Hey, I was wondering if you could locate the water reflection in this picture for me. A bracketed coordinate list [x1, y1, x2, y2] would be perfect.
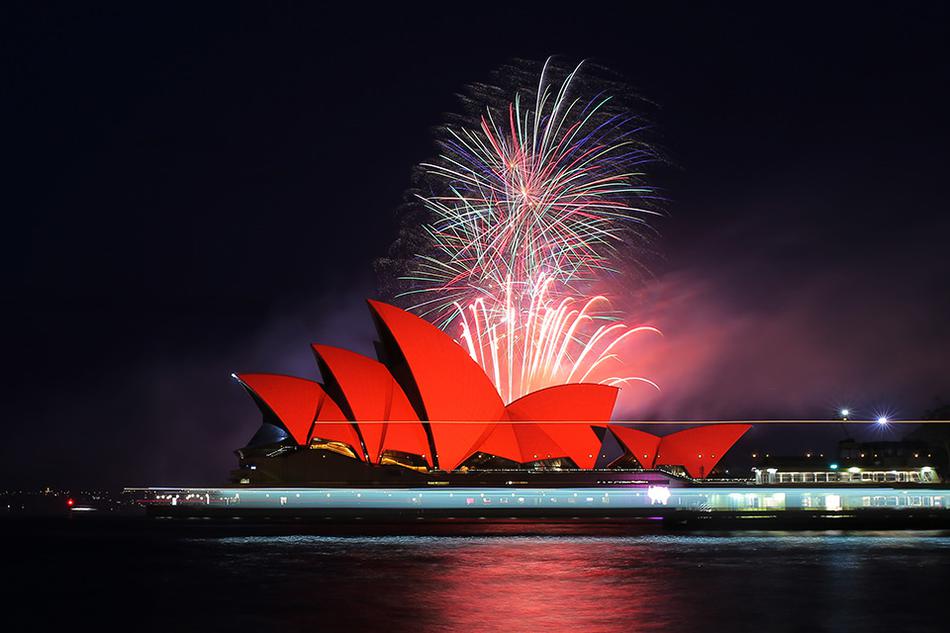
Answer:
[9, 522, 950, 632]
[204, 529, 950, 632]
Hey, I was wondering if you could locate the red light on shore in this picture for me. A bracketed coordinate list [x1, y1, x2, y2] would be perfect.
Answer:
[66, 498, 74, 507]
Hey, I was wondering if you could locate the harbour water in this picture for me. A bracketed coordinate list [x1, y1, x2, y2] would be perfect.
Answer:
[6, 520, 949, 632]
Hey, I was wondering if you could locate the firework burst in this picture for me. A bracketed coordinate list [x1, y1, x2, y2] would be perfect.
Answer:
[389, 58, 662, 401]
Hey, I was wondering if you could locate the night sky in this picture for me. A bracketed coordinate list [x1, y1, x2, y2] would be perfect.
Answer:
[5, 4, 949, 488]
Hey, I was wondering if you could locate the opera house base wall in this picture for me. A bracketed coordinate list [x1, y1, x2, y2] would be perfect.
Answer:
[131, 485, 950, 529]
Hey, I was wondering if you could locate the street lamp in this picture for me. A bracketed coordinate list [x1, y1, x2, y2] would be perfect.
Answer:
[838, 408, 853, 441]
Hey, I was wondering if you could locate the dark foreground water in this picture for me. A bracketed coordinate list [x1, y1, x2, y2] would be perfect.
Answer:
[5, 519, 949, 632]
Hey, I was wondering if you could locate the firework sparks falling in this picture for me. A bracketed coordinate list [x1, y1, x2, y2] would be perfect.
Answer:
[456, 276, 661, 403]
[390, 58, 662, 400]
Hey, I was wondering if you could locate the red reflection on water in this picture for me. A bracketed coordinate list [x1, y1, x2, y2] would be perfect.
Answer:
[412, 525, 680, 633]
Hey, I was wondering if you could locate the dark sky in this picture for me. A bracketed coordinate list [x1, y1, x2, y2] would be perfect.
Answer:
[5, 4, 949, 488]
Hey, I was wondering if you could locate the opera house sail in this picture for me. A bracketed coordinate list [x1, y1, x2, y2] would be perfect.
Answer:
[229, 299, 750, 486]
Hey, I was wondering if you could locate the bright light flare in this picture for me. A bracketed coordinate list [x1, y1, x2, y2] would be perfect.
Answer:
[647, 486, 671, 505]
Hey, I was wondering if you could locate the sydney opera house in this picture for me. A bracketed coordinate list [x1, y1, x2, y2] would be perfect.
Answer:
[133, 300, 950, 523]
[230, 299, 750, 486]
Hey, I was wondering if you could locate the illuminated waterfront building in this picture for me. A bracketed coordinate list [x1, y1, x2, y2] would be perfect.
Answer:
[133, 300, 947, 525]
[230, 300, 749, 485]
